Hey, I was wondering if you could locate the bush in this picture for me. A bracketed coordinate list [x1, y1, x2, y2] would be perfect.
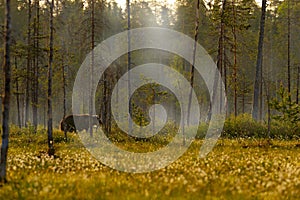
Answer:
[269, 120, 300, 139]
[221, 113, 299, 139]
[222, 114, 267, 138]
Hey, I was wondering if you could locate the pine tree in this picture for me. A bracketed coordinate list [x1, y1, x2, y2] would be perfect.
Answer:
[252, 0, 267, 120]
[47, 0, 55, 156]
[0, 0, 11, 183]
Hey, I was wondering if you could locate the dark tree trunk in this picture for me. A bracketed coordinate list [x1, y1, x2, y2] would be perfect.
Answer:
[232, 0, 238, 117]
[187, 0, 200, 125]
[15, 57, 21, 128]
[242, 78, 245, 113]
[127, 0, 132, 134]
[252, 0, 267, 120]
[259, 63, 263, 120]
[89, 0, 95, 137]
[297, 65, 299, 104]
[218, 0, 227, 114]
[106, 81, 110, 133]
[0, 0, 11, 183]
[32, 0, 40, 132]
[47, 0, 55, 156]
[102, 79, 111, 134]
[207, 0, 227, 121]
[265, 79, 271, 139]
[62, 62, 67, 141]
[25, 0, 32, 127]
[287, 0, 291, 95]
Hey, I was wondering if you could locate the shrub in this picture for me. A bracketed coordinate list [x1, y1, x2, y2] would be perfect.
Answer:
[221, 113, 299, 139]
[222, 114, 267, 138]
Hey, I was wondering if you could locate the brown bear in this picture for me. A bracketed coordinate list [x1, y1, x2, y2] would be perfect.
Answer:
[59, 114, 102, 133]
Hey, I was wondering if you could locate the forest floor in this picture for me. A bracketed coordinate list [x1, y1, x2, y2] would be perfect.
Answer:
[0, 129, 299, 200]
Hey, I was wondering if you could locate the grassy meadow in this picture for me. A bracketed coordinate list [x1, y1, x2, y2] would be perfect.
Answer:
[0, 126, 299, 200]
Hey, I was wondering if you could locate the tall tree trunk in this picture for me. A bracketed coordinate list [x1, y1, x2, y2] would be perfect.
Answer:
[287, 0, 291, 96]
[287, 0, 291, 94]
[102, 79, 107, 132]
[47, 0, 55, 156]
[219, 0, 227, 114]
[15, 57, 21, 128]
[263, 77, 271, 139]
[107, 80, 112, 134]
[232, 0, 238, 117]
[62, 62, 67, 141]
[259, 62, 263, 120]
[25, 0, 32, 127]
[0, 0, 11, 183]
[187, 0, 200, 125]
[207, 0, 227, 121]
[89, 0, 95, 137]
[127, 0, 132, 134]
[252, 0, 267, 120]
[32, 0, 40, 132]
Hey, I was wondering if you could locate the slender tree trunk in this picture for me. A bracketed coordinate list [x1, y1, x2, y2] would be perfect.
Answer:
[263, 77, 271, 139]
[89, 0, 95, 137]
[242, 91, 245, 113]
[115, 63, 119, 122]
[32, 48, 37, 132]
[232, 0, 238, 117]
[0, 0, 11, 183]
[207, 0, 227, 121]
[25, 0, 32, 127]
[127, 0, 132, 133]
[297, 65, 299, 104]
[151, 87, 155, 134]
[252, 0, 267, 120]
[44, 103, 46, 129]
[187, 0, 200, 125]
[32, 0, 40, 132]
[47, 0, 55, 156]
[102, 79, 107, 132]
[242, 77, 245, 113]
[259, 64, 263, 120]
[62, 62, 67, 141]
[218, 0, 227, 114]
[15, 57, 21, 128]
[106, 80, 112, 133]
[287, 0, 291, 95]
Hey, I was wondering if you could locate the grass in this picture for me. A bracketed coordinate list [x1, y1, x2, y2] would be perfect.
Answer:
[0, 127, 299, 199]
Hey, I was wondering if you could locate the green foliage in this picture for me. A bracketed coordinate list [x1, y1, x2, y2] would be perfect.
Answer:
[270, 85, 300, 128]
[222, 114, 267, 138]
[222, 113, 299, 139]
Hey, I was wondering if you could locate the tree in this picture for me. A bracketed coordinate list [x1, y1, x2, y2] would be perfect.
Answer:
[0, 0, 11, 183]
[231, 0, 237, 117]
[252, 0, 267, 120]
[187, 0, 201, 125]
[287, 0, 291, 94]
[89, 0, 95, 137]
[13, 57, 21, 128]
[32, 0, 40, 132]
[270, 84, 300, 131]
[62, 58, 67, 141]
[217, 0, 227, 113]
[127, 0, 132, 133]
[47, 0, 55, 156]
[25, 0, 32, 127]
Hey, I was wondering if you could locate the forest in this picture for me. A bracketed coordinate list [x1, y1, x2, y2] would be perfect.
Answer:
[0, 0, 299, 199]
